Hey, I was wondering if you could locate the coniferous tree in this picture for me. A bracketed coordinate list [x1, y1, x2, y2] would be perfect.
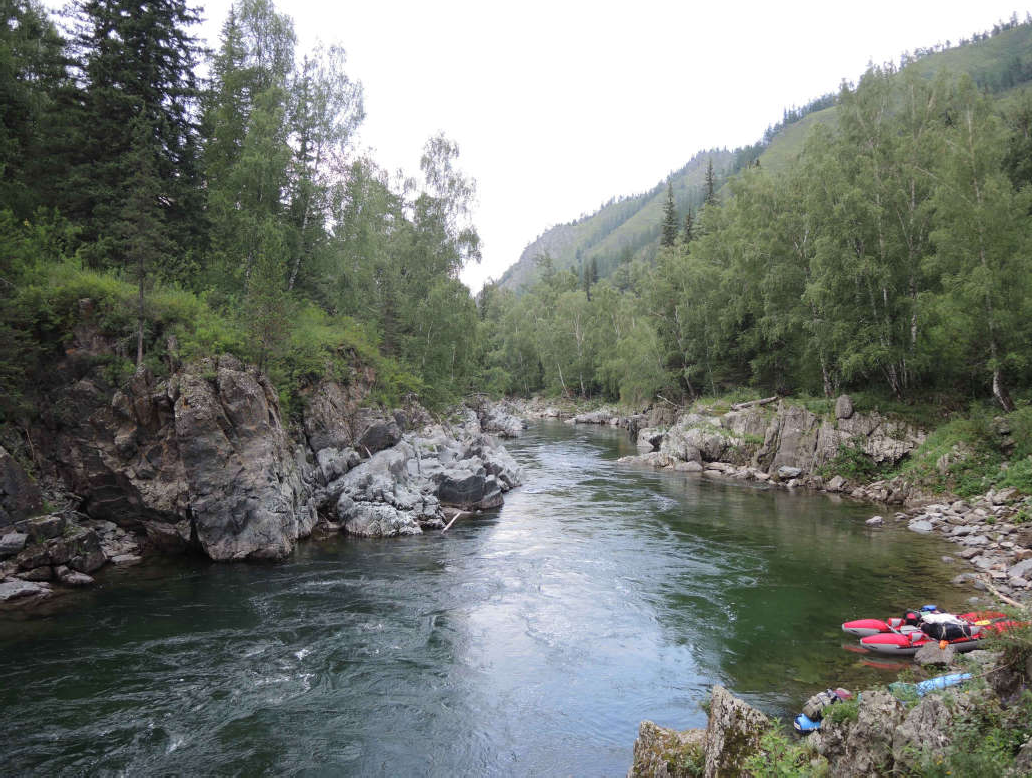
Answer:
[582, 256, 597, 300]
[0, 0, 71, 217]
[681, 209, 694, 247]
[69, 0, 204, 269]
[704, 159, 717, 205]
[660, 181, 678, 247]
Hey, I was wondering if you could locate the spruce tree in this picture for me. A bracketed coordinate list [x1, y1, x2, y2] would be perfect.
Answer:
[0, 0, 72, 217]
[705, 159, 717, 205]
[681, 209, 694, 247]
[69, 0, 204, 271]
[660, 181, 678, 247]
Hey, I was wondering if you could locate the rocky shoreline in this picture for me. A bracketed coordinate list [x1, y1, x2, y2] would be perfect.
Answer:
[0, 347, 528, 610]
[627, 642, 1032, 777]
[505, 395, 1032, 607]
[501, 395, 1032, 775]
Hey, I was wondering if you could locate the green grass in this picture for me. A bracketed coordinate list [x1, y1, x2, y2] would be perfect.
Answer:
[893, 406, 1032, 497]
[4, 259, 439, 425]
[758, 106, 840, 174]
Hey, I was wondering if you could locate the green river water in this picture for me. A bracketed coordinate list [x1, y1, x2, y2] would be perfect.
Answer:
[0, 420, 971, 776]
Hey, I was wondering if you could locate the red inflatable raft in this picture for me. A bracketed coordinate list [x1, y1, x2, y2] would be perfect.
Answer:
[859, 617, 1020, 656]
[842, 610, 1005, 638]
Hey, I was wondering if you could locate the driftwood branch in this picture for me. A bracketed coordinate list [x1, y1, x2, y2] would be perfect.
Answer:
[980, 574, 1029, 611]
[442, 510, 469, 533]
[730, 395, 779, 411]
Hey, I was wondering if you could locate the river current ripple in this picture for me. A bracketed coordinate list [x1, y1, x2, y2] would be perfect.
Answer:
[0, 421, 967, 776]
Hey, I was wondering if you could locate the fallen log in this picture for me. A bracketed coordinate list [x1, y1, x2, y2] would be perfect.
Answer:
[442, 510, 470, 533]
[730, 395, 779, 411]
[980, 574, 1029, 612]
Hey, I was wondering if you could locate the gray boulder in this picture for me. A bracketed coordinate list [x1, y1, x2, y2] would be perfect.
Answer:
[661, 415, 735, 463]
[0, 578, 51, 602]
[315, 447, 360, 485]
[0, 532, 27, 559]
[636, 428, 666, 452]
[1009, 558, 1032, 579]
[24, 514, 66, 542]
[835, 394, 854, 420]
[358, 420, 403, 455]
[341, 502, 421, 537]
[702, 685, 770, 777]
[55, 565, 94, 586]
[914, 642, 955, 667]
[813, 690, 905, 777]
[627, 720, 704, 778]
[0, 446, 43, 526]
[15, 566, 53, 581]
[110, 553, 143, 566]
[476, 401, 525, 438]
[826, 475, 847, 492]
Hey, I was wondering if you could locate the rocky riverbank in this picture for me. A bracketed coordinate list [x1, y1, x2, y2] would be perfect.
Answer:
[627, 644, 1032, 777]
[509, 394, 1032, 606]
[0, 335, 527, 609]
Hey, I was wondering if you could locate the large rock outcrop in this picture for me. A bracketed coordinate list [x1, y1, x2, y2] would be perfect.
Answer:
[318, 414, 524, 537]
[661, 415, 744, 465]
[811, 690, 905, 777]
[626, 396, 925, 482]
[702, 685, 770, 777]
[627, 720, 704, 778]
[0, 446, 42, 528]
[751, 399, 925, 474]
[42, 356, 317, 561]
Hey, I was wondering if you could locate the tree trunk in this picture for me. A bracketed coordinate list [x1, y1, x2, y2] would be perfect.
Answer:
[136, 253, 145, 368]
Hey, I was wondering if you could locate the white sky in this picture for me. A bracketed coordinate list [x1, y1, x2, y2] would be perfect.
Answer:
[50, 0, 1032, 291]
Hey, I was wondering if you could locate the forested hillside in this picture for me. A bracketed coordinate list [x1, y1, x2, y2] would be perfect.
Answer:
[4, 0, 1032, 438]
[478, 15, 1032, 413]
[0, 0, 484, 427]
[500, 14, 1032, 296]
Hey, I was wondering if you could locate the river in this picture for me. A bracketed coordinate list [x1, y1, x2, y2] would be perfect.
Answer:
[0, 420, 970, 776]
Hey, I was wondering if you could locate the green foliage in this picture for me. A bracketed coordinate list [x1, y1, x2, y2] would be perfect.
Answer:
[818, 439, 886, 482]
[897, 406, 1032, 496]
[983, 612, 1032, 680]
[912, 690, 1032, 777]
[742, 726, 826, 777]
[822, 696, 859, 724]
[677, 743, 705, 777]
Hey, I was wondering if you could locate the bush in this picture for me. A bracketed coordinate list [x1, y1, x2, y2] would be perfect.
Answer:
[818, 438, 887, 481]
[742, 726, 827, 777]
[822, 696, 860, 724]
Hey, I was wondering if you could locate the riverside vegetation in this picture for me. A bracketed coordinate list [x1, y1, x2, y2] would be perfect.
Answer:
[5, 2, 1032, 774]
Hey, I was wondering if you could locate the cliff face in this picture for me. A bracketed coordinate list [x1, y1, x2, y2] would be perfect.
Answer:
[13, 307, 524, 566]
[38, 355, 317, 560]
[628, 397, 925, 490]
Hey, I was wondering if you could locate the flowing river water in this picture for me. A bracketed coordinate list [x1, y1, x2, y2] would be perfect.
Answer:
[0, 421, 971, 776]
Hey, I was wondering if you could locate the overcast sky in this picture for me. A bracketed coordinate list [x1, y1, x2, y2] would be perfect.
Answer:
[53, 0, 1032, 291]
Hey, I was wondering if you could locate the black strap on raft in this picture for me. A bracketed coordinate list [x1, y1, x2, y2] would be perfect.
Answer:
[920, 621, 973, 641]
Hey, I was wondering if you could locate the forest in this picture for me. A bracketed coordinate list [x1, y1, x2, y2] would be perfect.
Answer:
[0, 0, 484, 424]
[477, 57, 1032, 414]
[3, 0, 1032, 430]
